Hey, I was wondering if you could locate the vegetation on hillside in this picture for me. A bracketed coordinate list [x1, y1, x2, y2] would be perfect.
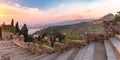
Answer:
[34, 21, 104, 40]
[61, 35, 82, 44]
[112, 11, 120, 25]
[15, 22, 20, 34]
[20, 24, 29, 42]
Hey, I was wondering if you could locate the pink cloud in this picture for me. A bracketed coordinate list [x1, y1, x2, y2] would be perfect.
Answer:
[0, 3, 86, 25]
[2, 0, 120, 25]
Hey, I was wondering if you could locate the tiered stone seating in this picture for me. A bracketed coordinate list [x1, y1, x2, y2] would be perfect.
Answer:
[109, 37, 120, 60]
[74, 45, 88, 60]
[39, 52, 61, 60]
[83, 42, 95, 60]
[28, 54, 49, 60]
[55, 48, 77, 60]
[22, 53, 40, 60]
[104, 40, 117, 60]
[1, 36, 120, 60]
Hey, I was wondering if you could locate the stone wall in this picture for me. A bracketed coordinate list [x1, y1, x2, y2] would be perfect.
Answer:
[53, 42, 68, 52]
[83, 32, 106, 42]
[13, 35, 89, 54]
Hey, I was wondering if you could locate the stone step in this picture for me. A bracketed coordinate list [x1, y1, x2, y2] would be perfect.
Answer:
[22, 53, 40, 60]
[28, 54, 49, 60]
[93, 42, 107, 60]
[0, 45, 16, 50]
[67, 48, 80, 60]
[83, 42, 95, 60]
[12, 49, 29, 55]
[74, 45, 88, 60]
[0, 40, 13, 43]
[104, 40, 117, 60]
[109, 38, 120, 60]
[38, 52, 61, 60]
[0, 46, 25, 52]
[55, 48, 77, 60]
[11, 51, 32, 60]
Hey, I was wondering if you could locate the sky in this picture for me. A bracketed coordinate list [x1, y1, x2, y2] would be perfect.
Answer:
[0, 0, 120, 25]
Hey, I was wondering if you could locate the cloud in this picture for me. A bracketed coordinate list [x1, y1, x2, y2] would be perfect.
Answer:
[0, 3, 86, 25]
[0, 0, 120, 25]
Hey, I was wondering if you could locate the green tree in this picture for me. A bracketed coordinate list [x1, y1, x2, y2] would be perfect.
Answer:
[20, 24, 29, 42]
[2, 22, 5, 29]
[41, 32, 47, 38]
[50, 35, 56, 47]
[11, 19, 14, 27]
[15, 22, 20, 34]
[61, 35, 80, 44]
[113, 11, 120, 25]
[48, 28, 65, 41]
[11, 19, 14, 32]
[38, 35, 42, 41]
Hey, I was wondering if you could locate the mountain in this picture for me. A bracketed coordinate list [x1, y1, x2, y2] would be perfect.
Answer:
[33, 14, 115, 36]
[47, 19, 95, 26]
[100, 13, 115, 21]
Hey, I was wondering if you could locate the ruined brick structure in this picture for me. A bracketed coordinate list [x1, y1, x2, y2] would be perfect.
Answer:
[1, 23, 14, 40]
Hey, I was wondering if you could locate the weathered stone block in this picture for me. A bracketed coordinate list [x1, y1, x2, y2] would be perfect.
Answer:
[67, 40, 82, 48]
[41, 45, 54, 54]
[53, 42, 68, 52]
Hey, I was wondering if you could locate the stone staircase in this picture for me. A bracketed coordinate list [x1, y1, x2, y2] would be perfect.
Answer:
[1, 35, 120, 60]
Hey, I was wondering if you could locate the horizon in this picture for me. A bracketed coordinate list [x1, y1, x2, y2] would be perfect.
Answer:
[0, 0, 120, 25]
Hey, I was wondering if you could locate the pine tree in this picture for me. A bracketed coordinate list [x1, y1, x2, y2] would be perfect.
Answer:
[11, 19, 14, 32]
[11, 19, 14, 27]
[50, 35, 56, 47]
[20, 24, 29, 42]
[15, 22, 20, 34]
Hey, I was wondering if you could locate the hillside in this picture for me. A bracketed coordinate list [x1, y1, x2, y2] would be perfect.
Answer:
[34, 14, 114, 37]
[34, 21, 103, 36]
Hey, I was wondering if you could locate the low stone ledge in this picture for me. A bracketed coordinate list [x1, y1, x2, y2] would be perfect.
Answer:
[41, 45, 54, 54]
[67, 40, 83, 48]
[53, 42, 68, 52]
[27, 42, 36, 53]
[115, 35, 120, 41]
[34, 43, 42, 54]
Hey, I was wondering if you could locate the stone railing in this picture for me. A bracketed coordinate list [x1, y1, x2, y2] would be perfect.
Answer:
[41, 45, 54, 54]
[53, 42, 68, 52]
[13, 38, 41, 54]
[13, 36, 89, 54]
[67, 40, 88, 48]
[13, 36, 91, 54]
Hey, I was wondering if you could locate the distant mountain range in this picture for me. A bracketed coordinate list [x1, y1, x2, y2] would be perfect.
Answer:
[47, 19, 95, 26]
[27, 19, 95, 29]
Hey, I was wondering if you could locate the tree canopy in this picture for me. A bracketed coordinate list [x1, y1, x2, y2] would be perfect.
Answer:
[15, 22, 20, 34]
[20, 24, 29, 42]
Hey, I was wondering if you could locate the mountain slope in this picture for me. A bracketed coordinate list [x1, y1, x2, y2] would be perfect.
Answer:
[34, 14, 114, 36]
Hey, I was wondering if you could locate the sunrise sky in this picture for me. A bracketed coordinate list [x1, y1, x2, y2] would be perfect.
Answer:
[0, 0, 120, 25]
